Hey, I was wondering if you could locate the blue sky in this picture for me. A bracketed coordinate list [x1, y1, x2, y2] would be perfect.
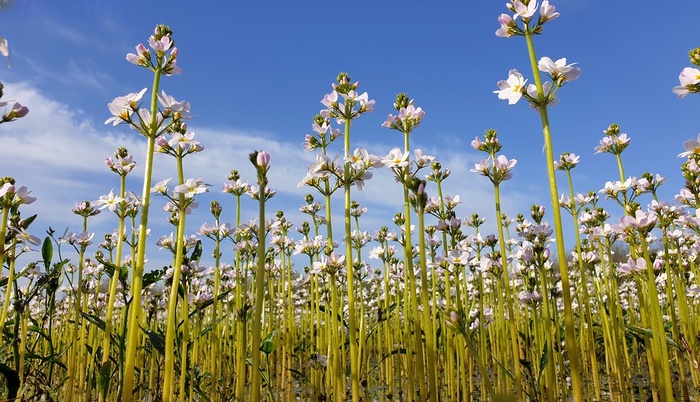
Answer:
[2, 0, 700, 268]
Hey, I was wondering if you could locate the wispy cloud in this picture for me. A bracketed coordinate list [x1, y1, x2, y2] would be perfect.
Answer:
[1, 81, 546, 271]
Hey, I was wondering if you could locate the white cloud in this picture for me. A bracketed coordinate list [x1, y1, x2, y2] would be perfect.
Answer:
[0, 81, 545, 273]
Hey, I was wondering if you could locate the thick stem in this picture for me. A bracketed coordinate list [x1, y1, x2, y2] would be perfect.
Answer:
[250, 181, 267, 401]
[122, 68, 162, 402]
[524, 29, 583, 402]
[343, 119, 361, 402]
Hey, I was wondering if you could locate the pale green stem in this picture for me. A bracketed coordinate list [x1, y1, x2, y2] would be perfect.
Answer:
[640, 236, 674, 401]
[250, 180, 267, 401]
[401, 132, 426, 401]
[62, 215, 88, 401]
[209, 221, 222, 383]
[99, 174, 127, 402]
[0, 206, 14, 333]
[417, 208, 438, 402]
[565, 169, 601, 400]
[661, 234, 689, 401]
[615, 153, 626, 183]
[122, 67, 162, 402]
[163, 154, 188, 401]
[343, 119, 361, 402]
[523, 27, 583, 402]
[493, 184, 523, 399]
[234, 193, 247, 401]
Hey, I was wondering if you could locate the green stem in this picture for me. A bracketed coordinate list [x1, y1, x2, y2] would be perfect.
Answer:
[343, 119, 361, 402]
[163, 152, 188, 402]
[523, 27, 583, 402]
[250, 180, 267, 401]
[493, 184, 523, 399]
[122, 67, 162, 402]
[100, 174, 128, 402]
[417, 209, 438, 402]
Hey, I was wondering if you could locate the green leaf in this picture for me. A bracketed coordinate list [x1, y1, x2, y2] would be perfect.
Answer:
[142, 327, 166, 356]
[0, 362, 20, 400]
[42, 236, 53, 268]
[96, 361, 112, 396]
[188, 290, 231, 319]
[81, 312, 106, 332]
[625, 324, 680, 350]
[190, 240, 203, 262]
[260, 331, 276, 355]
[538, 343, 548, 380]
[21, 213, 37, 229]
[143, 268, 166, 288]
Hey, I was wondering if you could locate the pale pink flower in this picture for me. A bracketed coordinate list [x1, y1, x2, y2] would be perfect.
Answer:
[539, 1, 560, 22]
[673, 67, 700, 98]
[148, 35, 173, 53]
[414, 149, 434, 168]
[93, 190, 125, 212]
[513, 0, 537, 19]
[157, 91, 191, 118]
[538, 57, 581, 82]
[495, 13, 516, 37]
[11, 226, 41, 246]
[105, 88, 148, 126]
[618, 257, 645, 276]
[151, 178, 172, 194]
[174, 178, 209, 198]
[382, 148, 410, 169]
[13, 186, 36, 205]
[494, 69, 527, 105]
[126, 43, 149, 67]
[0, 37, 11, 67]
[3, 102, 29, 121]
[320, 91, 338, 109]
[679, 133, 700, 157]
[168, 132, 202, 153]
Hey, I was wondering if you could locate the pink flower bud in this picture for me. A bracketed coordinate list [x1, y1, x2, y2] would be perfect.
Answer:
[256, 151, 271, 168]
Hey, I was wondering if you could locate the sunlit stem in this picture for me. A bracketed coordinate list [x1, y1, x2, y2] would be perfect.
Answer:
[233, 193, 247, 401]
[493, 184, 522, 399]
[343, 118, 361, 402]
[209, 219, 222, 383]
[122, 66, 162, 402]
[99, 174, 127, 402]
[0, 204, 9, 300]
[640, 235, 674, 401]
[615, 153, 626, 183]
[0, 205, 14, 335]
[62, 214, 89, 401]
[523, 26, 583, 402]
[565, 169, 601, 400]
[250, 177, 268, 401]
[661, 233, 689, 401]
[163, 154, 188, 402]
[417, 205, 438, 401]
[401, 132, 427, 401]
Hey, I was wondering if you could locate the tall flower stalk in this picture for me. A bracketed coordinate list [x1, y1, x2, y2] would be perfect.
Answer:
[381, 93, 436, 400]
[105, 24, 184, 402]
[249, 150, 271, 401]
[494, 2, 583, 399]
[319, 73, 376, 401]
[471, 130, 522, 399]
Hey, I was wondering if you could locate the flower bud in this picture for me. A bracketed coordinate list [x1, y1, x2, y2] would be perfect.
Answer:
[256, 151, 271, 168]
[689, 47, 700, 67]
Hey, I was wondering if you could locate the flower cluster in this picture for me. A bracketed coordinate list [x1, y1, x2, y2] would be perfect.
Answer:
[320, 73, 375, 124]
[594, 124, 631, 155]
[126, 24, 182, 76]
[673, 47, 700, 98]
[496, 0, 560, 38]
